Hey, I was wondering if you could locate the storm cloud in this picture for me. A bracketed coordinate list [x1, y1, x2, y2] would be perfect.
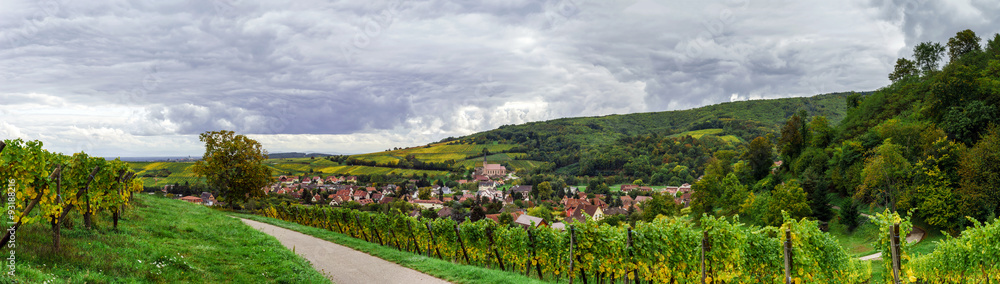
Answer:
[1, 0, 997, 156]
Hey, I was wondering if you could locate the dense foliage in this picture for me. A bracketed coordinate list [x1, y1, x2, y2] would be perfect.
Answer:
[262, 204, 870, 283]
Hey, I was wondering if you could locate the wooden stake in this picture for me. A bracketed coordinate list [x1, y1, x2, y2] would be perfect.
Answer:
[784, 229, 792, 284]
[569, 225, 576, 284]
[426, 222, 442, 259]
[486, 227, 505, 271]
[891, 223, 901, 284]
[454, 224, 470, 264]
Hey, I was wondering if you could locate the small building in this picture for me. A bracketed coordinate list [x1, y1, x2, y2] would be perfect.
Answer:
[514, 214, 547, 228]
[179, 196, 203, 204]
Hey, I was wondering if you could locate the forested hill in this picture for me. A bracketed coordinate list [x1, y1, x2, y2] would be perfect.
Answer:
[456, 91, 854, 148]
[441, 91, 856, 176]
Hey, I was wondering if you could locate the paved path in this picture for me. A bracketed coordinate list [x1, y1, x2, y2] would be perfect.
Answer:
[238, 218, 451, 284]
[858, 227, 925, 261]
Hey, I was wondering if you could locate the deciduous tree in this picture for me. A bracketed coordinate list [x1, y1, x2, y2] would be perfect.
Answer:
[192, 130, 272, 208]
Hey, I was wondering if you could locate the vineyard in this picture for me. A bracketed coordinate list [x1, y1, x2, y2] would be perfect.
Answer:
[0, 139, 144, 252]
[260, 204, 875, 283]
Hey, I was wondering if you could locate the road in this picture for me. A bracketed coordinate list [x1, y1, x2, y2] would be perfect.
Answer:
[238, 218, 451, 284]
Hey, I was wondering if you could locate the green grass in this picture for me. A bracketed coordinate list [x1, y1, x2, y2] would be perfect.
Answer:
[230, 213, 552, 284]
[3, 195, 329, 283]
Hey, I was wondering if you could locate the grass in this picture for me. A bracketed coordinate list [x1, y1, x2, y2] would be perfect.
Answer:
[230, 213, 553, 284]
[2, 194, 329, 283]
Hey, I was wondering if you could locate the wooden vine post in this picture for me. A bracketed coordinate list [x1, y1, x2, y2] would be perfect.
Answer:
[370, 216, 384, 245]
[454, 224, 470, 264]
[52, 168, 63, 251]
[891, 223, 901, 284]
[485, 227, 505, 271]
[406, 221, 422, 255]
[569, 225, 575, 284]
[354, 215, 370, 242]
[784, 229, 792, 284]
[528, 228, 542, 279]
[386, 222, 401, 250]
[627, 227, 635, 284]
[82, 166, 100, 229]
[701, 230, 710, 284]
[425, 222, 442, 259]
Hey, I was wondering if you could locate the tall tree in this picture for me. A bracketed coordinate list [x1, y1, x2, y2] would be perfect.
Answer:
[913, 42, 946, 75]
[745, 136, 775, 181]
[778, 112, 806, 164]
[947, 29, 981, 63]
[192, 130, 272, 208]
[856, 139, 910, 212]
[888, 58, 919, 82]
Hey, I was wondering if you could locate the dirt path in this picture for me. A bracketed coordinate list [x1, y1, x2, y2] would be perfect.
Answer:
[857, 227, 925, 261]
[238, 218, 451, 284]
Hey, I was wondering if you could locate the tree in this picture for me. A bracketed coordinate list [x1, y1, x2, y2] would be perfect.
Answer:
[808, 184, 833, 224]
[470, 206, 485, 221]
[527, 205, 554, 224]
[779, 112, 806, 165]
[856, 139, 910, 212]
[744, 136, 774, 181]
[958, 126, 1000, 219]
[536, 181, 553, 201]
[888, 58, 918, 82]
[913, 42, 946, 75]
[947, 29, 981, 63]
[418, 187, 432, 200]
[639, 193, 679, 221]
[719, 173, 749, 216]
[498, 212, 514, 226]
[192, 130, 272, 208]
[763, 180, 812, 226]
[841, 199, 861, 232]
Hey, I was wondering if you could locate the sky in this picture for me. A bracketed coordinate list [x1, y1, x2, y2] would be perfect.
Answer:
[1, 0, 998, 157]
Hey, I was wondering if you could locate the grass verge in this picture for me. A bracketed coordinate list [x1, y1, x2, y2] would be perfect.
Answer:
[2, 194, 328, 283]
[230, 212, 553, 284]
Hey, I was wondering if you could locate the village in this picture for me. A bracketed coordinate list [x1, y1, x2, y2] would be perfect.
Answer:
[175, 157, 694, 230]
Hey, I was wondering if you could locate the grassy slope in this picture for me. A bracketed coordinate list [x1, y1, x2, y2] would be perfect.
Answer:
[3, 195, 328, 283]
[232, 213, 552, 284]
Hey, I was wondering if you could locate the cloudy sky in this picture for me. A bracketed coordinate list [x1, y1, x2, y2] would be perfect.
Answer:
[1, 0, 998, 157]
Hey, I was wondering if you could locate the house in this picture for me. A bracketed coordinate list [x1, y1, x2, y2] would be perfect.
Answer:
[371, 193, 384, 202]
[358, 199, 373, 205]
[621, 196, 635, 210]
[514, 214, 547, 228]
[604, 207, 628, 216]
[311, 194, 323, 203]
[379, 196, 395, 204]
[634, 196, 652, 208]
[621, 184, 639, 192]
[478, 181, 496, 191]
[344, 176, 358, 183]
[437, 207, 454, 219]
[179, 196, 203, 204]
[200, 192, 217, 206]
[510, 185, 532, 197]
[352, 190, 369, 201]
[412, 199, 445, 209]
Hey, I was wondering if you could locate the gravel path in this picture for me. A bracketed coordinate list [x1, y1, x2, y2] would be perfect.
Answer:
[238, 218, 451, 284]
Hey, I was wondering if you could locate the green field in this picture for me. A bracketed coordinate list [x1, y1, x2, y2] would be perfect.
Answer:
[668, 128, 743, 144]
[5, 194, 328, 283]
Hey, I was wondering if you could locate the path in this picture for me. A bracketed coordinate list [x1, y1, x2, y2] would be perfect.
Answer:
[238, 218, 451, 284]
[857, 225, 925, 261]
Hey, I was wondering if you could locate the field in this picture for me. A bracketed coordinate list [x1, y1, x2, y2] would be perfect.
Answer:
[4, 194, 329, 283]
[668, 128, 743, 144]
[352, 143, 519, 164]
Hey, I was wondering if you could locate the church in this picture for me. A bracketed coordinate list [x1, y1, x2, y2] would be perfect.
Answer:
[476, 155, 507, 178]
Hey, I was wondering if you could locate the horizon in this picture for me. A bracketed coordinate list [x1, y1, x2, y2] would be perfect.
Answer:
[3, 0, 998, 157]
